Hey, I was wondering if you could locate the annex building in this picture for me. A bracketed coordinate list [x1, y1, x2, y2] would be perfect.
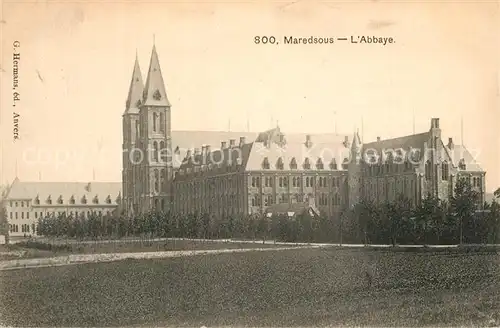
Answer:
[123, 44, 486, 219]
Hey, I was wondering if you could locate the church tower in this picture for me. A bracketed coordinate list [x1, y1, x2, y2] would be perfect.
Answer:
[137, 44, 173, 213]
[348, 130, 363, 208]
[122, 54, 143, 215]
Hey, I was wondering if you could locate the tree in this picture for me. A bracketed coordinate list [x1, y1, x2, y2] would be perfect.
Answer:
[0, 204, 9, 245]
[494, 187, 500, 199]
[451, 177, 479, 244]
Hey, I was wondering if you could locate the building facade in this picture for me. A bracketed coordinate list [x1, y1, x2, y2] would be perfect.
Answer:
[3, 180, 121, 237]
[122, 45, 486, 218]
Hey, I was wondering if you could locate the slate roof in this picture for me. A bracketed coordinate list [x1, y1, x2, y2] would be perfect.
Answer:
[175, 128, 352, 171]
[124, 55, 144, 115]
[5, 179, 122, 205]
[142, 45, 171, 107]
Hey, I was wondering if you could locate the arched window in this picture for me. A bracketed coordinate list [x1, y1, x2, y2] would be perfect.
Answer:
[262, 157, 270, 169]
[159, 141, 166, 163]
[153, 141, 159, 161]
[303, 158, 311, 170]
[153, 112, 158, 132]
[160, 112, 165, 132]
[276, 157, 284, 170]
[154, 199, 159, 211]
[342, 158, 349, 170]
[161, 169, 166, 192]
[330, 159, 338, 170]
[458, 159, 466, 170]
[441, 161, 449, 181]
[154, 169, 159, 193]
[425, 160, 431, 180]
[316, 158, 324, 170]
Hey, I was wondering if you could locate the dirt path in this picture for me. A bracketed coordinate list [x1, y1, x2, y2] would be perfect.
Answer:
[0, 245, 320, 271]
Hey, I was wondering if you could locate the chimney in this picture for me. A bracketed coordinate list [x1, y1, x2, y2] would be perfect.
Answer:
[447, 137, 454, 150]
[201, 146, 206, 154]
[186, 149, 192, 158]
[229, 139, 236, 148]
[305, 134, 312, 148]
[343, 136, 350, 147]
[221, 141, 227, 149]
[194, 148, 201, 156]
[205, 145, 211, 153]
[239, 136, 246, 146]
[377, 136, 381, 142]
[431, 118, 440, 129]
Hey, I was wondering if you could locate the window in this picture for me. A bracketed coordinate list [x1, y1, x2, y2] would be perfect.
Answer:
[27, 212, 29, 219]
[303, 158, 311, 170]
[153, 141, 159, 161]
[81, 195, 87, 204]
[58, 196, 63, 204]
[316, 158, 324, 170]
[330, 159, 338, 170]
[21, 201, 24, 207]
[15, 212, 18, 219]
[262, 157, 270, 169]
[342, 158, 349, 170]
[160, 112, 165, 133]
[153, 112, 158, 132]
[265, 195, 274, 206]
[290, 158, 297, 170]
[154, 169, 160, 192]
[441, 161, 449, 181]
[458, 159, 466, 170]
[15, 202, 18, 207]
[21, 212, 24, 219]
[276, 158, 284, 170]
[69, 196, 75, 204]
[93, 195, 99, 204]
[46, 196, 52, 205]
[10, 212, 12, 219]
[425, 160, 431, 180]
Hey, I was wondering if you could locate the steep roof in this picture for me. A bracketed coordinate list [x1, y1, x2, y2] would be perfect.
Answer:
[444, 144, 483, 172]
[170, 130, 349, 169]
[124, 55, 144, 115]
[142, 45, 171, 107]
[175, 131, 351, 171]
[363, 132, 430, 157]
[5, 181, 122, 205]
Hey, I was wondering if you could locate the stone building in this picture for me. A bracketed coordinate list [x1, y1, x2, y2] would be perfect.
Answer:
[122, 45, 486, 218]
[3, 179, 121, 237]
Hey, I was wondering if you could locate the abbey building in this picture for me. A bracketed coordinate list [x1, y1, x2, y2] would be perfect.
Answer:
[122, 45, 486, 219]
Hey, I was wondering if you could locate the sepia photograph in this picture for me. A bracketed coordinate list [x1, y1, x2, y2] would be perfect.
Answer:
[0, 1, 499, 327]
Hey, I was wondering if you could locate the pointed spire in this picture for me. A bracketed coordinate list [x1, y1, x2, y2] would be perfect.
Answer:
[124, 54, 144, 114]
[351, 129, 362, 153]
[142, 44, 171, 107]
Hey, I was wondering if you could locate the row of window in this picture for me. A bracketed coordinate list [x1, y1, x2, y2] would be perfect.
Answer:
[250, 193, 343, 207]
[9, 224, 35, 233]
[9, 195, 116, 207]
[250, 176, 344, 188]
[9, 210, 113, 220]
[261, 157, 347, 171]
[9, 212, 30, 220]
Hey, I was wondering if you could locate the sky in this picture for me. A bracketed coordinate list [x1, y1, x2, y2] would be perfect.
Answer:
[0, 0, 499, 192]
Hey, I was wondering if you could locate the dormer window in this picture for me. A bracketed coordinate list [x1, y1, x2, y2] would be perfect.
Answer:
[70, 196, 75, 204]
[316, 158, 324, 170]
[330, 159, 338, 170]
[81, 195, 87, 204]
[93, 195, 99, 204]
[276, 158, 284, 170]
[153, 89, 162, 101]
[46, 195, 52, 205]
[135, 99, 141, 107]
[34, 195, 40, 205]
[57, 196, 63, 205]
[116, 194, 122, 205]
[290, 158, 297, 170]
[458, 159, 466, 170]
[106, 195, 112, 204]
[342, 158, 349, 170]
[262, 157, 270, 169]
[303, 158, 311, 170]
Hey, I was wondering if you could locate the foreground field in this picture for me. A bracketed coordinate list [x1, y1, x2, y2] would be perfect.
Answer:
[0, 247, 499, 327]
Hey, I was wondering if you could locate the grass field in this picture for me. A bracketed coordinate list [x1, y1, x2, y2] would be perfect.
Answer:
[0, 239, 283, 260]
[0, 247, 499, 327]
